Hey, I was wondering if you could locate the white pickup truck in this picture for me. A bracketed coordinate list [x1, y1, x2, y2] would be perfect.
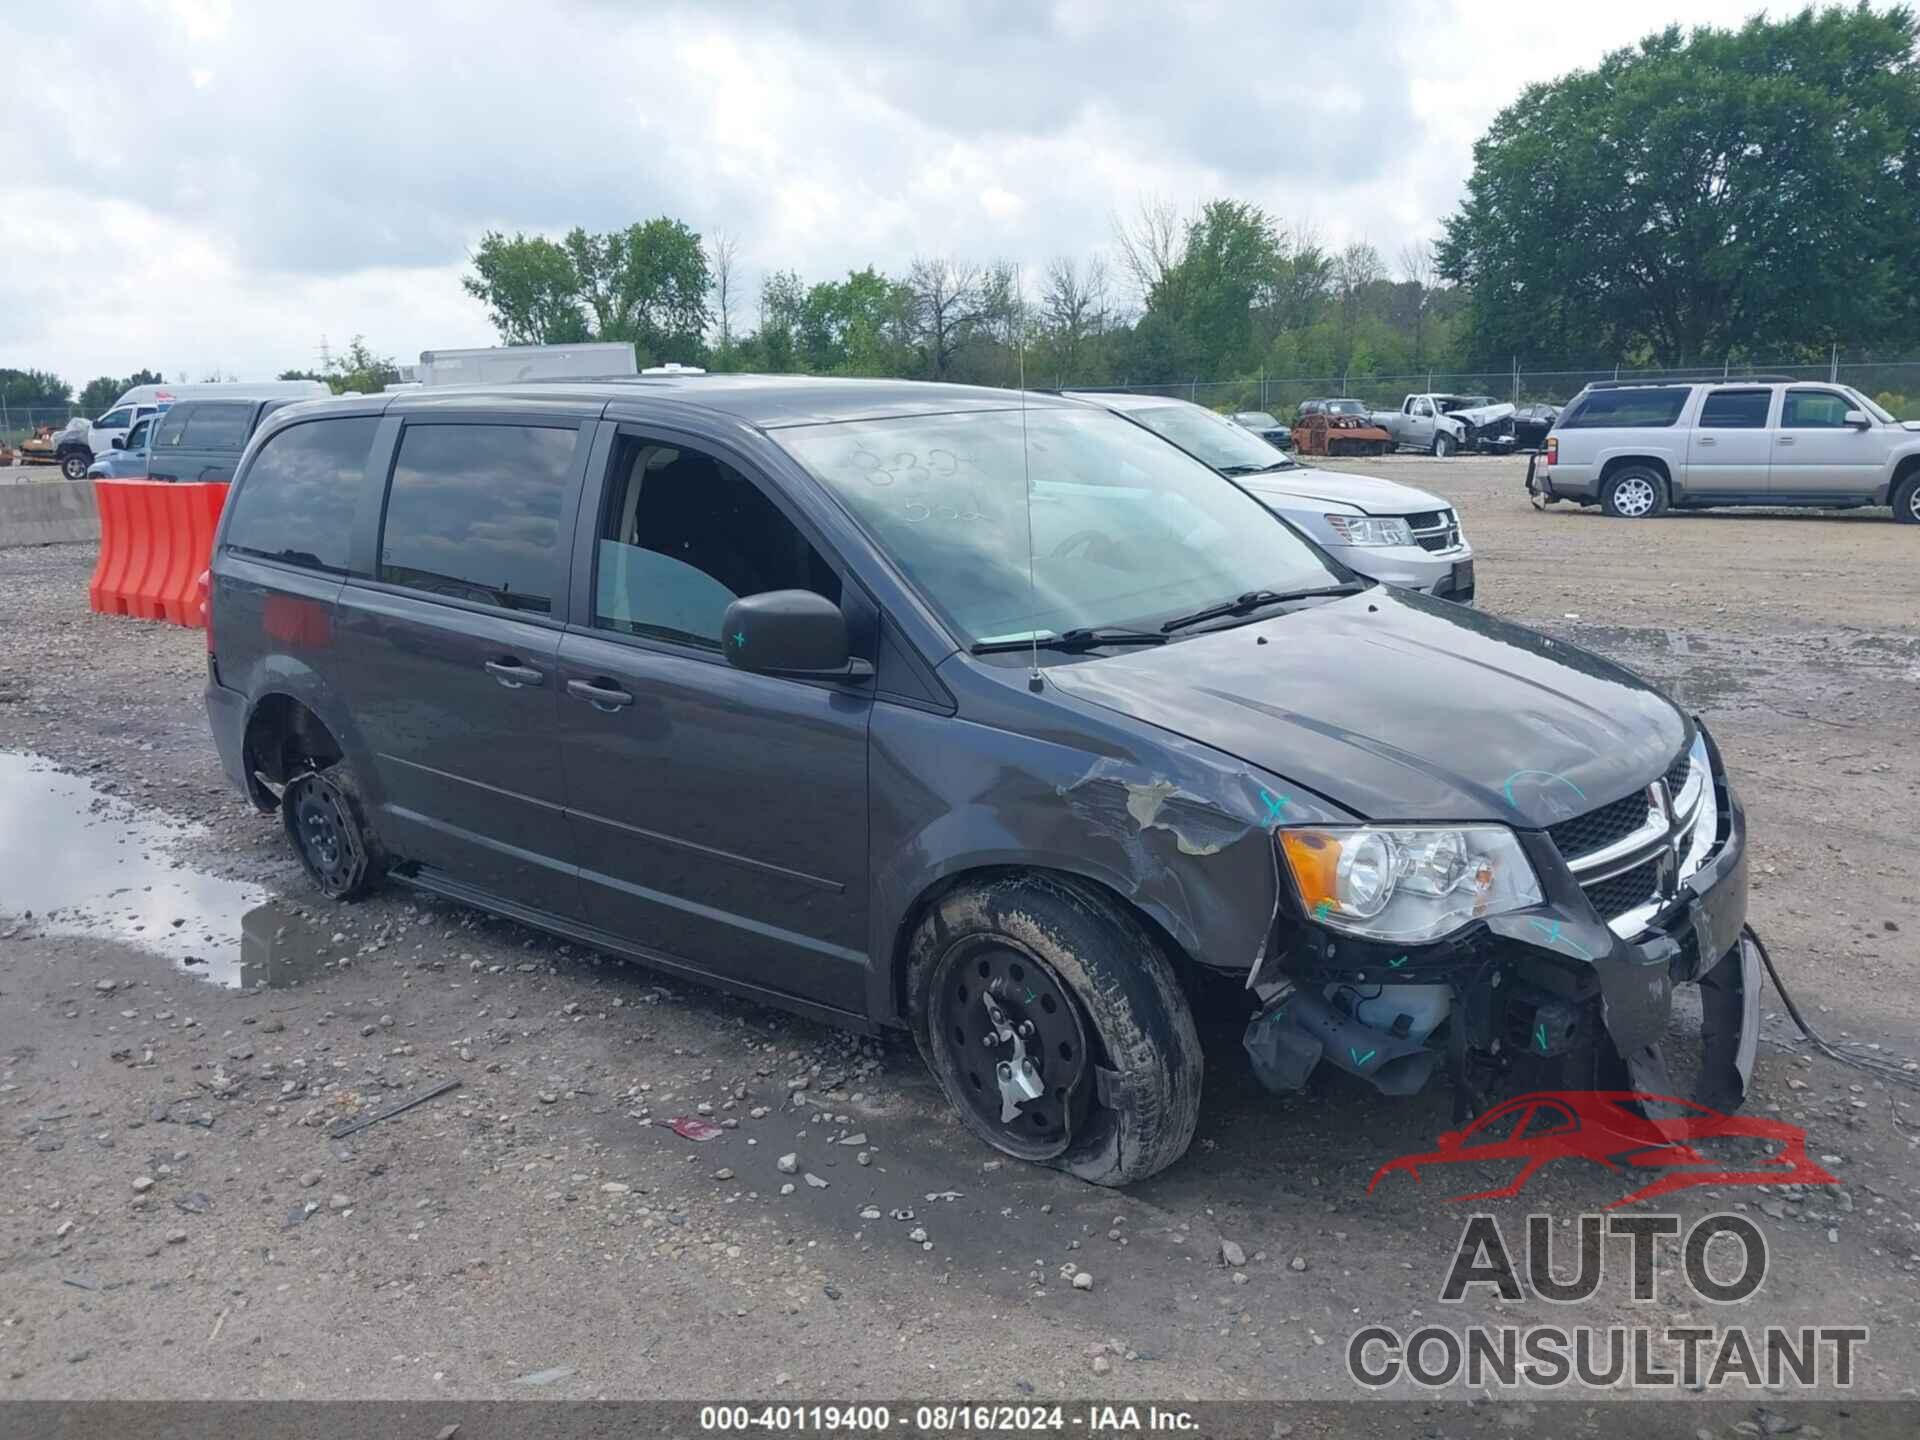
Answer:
[1370, 394, 1518, 457]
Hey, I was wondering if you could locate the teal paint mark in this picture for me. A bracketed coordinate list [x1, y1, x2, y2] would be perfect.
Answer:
[1024, 988, 1036, 1004]
[732, 630, 747, 648]
[1312, 898, 1333, 921]
[1503, 769, 1586, 810]
[1349, 1047, 1377, 1067]
[1534, 1022, 1549, 1053]
[1259, 788, 1289, 824]
[1387, 954, 1408, 969]
[1526, 917, 1593, 962]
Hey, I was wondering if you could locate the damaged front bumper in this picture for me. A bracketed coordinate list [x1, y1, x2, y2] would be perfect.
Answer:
[1246, 725, 1756, 1110]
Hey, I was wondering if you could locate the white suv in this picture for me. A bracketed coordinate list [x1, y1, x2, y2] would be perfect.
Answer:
[1528, 379, 1920, 522]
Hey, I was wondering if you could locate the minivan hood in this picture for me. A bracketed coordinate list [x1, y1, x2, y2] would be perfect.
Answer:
[1046, 590, 1684, 828]
[1239, 469, 1446, 516]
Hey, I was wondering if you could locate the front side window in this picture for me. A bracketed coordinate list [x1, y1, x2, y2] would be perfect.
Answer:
[1559, 387, 1690, 428]
[183, 402, 252, 450]
[97, 408, 131, 429]
[125, 419, 151, 449]
[379, 423, 579, 613]
[1697, 389, 1772, 429]
[154, 407, 191, 448]
[1128, 403, 1294, 474]
[594, 434, 840, 650]
[224, 416, 379, 573]
[1412, 400, 1433, 417]
[1781, 390, 1853, 429]
[777, 406, 1340, 647]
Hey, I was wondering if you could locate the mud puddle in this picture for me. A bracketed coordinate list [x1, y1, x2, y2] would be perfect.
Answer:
[0, 750, 270, 985]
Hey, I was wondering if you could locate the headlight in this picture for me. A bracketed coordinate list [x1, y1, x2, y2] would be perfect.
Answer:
[1323, 514, 1414, 547]
[1279, 825, 1543, 944]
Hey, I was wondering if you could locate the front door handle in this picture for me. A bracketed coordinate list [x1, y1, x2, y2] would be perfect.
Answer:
[567, 677, 635, 711]
[1776, 436, 1796, 446]
[484, 659, 545, 688]
[1696, 437, 1717, 447]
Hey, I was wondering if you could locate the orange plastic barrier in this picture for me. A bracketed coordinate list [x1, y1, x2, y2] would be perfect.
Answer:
[88, 480, 230, 628]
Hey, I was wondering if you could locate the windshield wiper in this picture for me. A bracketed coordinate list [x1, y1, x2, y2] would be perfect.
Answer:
[970, 627, 1170, 655]
[1158, 582, 1368, 634]
[1219, 461, 1297, 477]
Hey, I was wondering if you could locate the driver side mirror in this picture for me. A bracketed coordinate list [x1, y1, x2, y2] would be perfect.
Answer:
[1843, 409, 1870, 429]
[722, 589, 872, 682]
[111, 437, 126, 450]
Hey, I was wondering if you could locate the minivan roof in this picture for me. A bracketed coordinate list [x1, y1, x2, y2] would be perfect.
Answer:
[275, 374, 1091, 431]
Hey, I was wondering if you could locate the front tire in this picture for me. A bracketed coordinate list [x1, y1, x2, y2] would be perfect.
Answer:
[1601, 467, 1667, 519]
[1431, 432, 1456, 458]
[61, 453, 89, 480]
[906, 874, 1202, 1186]
[1894, 473, 1920, 525]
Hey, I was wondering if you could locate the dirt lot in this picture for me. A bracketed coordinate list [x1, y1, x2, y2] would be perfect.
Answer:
[1, 457, 1916, 1409]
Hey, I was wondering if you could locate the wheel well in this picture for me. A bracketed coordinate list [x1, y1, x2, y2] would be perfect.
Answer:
[1891, 454, 1920, 494]
[888, 865, 1203, 1024]
[1599, 455, 1671, 490]
[241, 695, 343, 811]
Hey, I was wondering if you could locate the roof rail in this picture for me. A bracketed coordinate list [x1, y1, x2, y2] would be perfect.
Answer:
[1583, 374, 1801, 390]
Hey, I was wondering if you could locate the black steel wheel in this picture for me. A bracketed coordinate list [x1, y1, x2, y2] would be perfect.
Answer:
[926, 937, 1093, 1159]
[906, 873, 1203, 1186]
[282, 766, 377, 900]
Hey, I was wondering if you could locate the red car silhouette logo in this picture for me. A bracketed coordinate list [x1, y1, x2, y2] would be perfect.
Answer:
[1368, 1090, 1836, 1208]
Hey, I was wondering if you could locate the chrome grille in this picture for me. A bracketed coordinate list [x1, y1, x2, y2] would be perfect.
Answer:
[1663, 749, 1692, 795]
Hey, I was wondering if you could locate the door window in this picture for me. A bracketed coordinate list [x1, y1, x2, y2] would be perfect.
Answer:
[379, 423, 579, 614]
[182, 402, 253, 450]
[153, 406, 192, 448]
[96, 408, 132, 429]
[1781, 390, 1853, 429]
[1412, 399, 1433, 418]
[125, 418, 151, 449]
[1697, 390, 1771, 429]
[593, 434, 840, 650]
[224, 416, 380, 573]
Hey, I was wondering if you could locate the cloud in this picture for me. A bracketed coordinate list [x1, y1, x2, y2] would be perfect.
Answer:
[2, 0, 1763, 387]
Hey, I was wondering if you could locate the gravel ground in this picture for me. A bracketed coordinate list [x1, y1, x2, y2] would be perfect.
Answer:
[1, 460, 1916, 1406]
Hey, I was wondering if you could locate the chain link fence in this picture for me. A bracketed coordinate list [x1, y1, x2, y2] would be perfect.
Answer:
[1, 401, 85, 452]
[1067, 360, 1920, 420]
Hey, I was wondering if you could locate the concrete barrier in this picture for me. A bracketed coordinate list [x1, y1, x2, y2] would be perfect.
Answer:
[0, 478, 100, 548]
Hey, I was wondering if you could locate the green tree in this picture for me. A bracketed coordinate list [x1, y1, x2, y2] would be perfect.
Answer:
[562, 218, 711, 362]
[462, 232, 592, 345]
[324, 336, 400, 395]
[0, 368, 71, 409]
[78, 368, 163, 413]
[1439, 5, 1920, 366]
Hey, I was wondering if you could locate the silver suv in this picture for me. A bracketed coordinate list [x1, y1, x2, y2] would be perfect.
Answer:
[1528, 378, 1920, 522]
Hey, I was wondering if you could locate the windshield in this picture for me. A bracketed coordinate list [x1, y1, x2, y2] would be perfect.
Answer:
[1130, 404, 1295, 473]
[1326, 399, 1367, 416]
[777, 407, 1341, 646]
[1236, 412, 1282, 428]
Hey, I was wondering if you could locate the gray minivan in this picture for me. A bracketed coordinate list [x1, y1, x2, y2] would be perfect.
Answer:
[204, 375, 1757, 1185]
[150, 395, 300, 484]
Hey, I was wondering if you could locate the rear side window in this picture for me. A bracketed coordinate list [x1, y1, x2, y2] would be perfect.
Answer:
[379, 423, 580, 614]
[1782, 390, 1852, 428]
[1558, 387, 1690, 428]
[1697, 389, 1772, 429]
[182, 402, 253, 450]
[223, 417, 379, 573]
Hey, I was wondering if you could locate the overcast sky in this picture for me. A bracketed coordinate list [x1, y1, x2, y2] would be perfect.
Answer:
[5, 0, 1766, 390]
